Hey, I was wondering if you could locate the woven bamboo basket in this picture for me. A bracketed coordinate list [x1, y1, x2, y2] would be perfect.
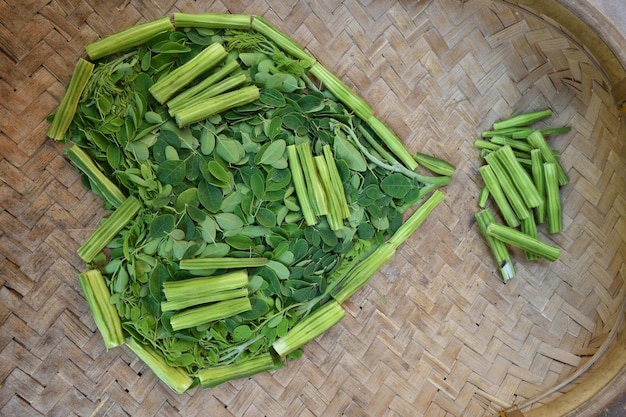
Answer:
[1, 0, 625, 416]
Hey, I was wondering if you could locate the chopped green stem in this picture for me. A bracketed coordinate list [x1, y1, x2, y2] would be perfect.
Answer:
[474, 139, 501, 151]
[149, 42, 228, 104]
[169, 73, 249, 117]
[287, 144, 317, 225]
[174, 86, 260, 127]
[323, 145, 351, 219]
[174, 12, 252, 29]
[272, 300, 345, 357]
[520, 216, 541, 260]
[475, 210, 515, 281]
[314, 155, 344, 230]
[126, 338, 193, 394]
[478, 185, 490, 208]
[490, 136, 533, 152]
[366, 116, 419, 171]
[179, 257, 268, 270]
[531, 149, 547, 223]
[484, 152, 530, 221]
[527, 130, 568, 185]
[161, 288, 249, 312]
[543, 162, 563, 233]
[47, 59, 94, 141]
[166, 59, 241, 112]
[495, 145, 543, 208]
[78, 270, 125, 349]
[170, 297, 252, 331]
[197, 352, 276, 388]
[86, 17, 174, 60]
[296, 141, 328, 217]
[77, 196, 141, 263]
[492, 109, 553, 130]
[511, 126, 571, 139]
[413, 151, 456, 176]
[479, 165, 519, 228]
[487, 223, 560, 261]
[162, 270, 249, 304]
[309, 63, 372, 120]
[66, 145, 126, 208]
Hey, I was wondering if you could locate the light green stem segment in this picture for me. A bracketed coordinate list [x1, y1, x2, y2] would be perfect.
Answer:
[475, 209, 515, 282]
[162, 270, 249, 303]
[494, 145, 543, 208]
[169, 297, 252, 331]
[492, 108, 553, 130]
[77, 196, 141, 263]
[196, 353, 276, 388]
[125, 338, 194, 394]
[332, 190, 445, 304]
[479, 165, 520, 228]
[486, 223, 560, 262]
[149, 42, 228, 104]
[287, 144, 317, 226]
[174, 86, 260, 127]
[65, 145, 126, 208]
[65, 145, 126, 207]
[527, 130, 568, 186]
[543, 162, 563, 234]
[85, 16, 174, 60]
[161, 288, 249, 312]
[530, 149, 546, 224]
[169, 73, 249, 117]
[272, 300, 345, 357]
[77, 270, 125, 349]
[413, 151, 457, 177]
[166, 59, 241, 112]
[179, 257, 269, 270]
[484, 152, 530, 221]
[174, 12, 252, 29]
[47, 58, 94, 141]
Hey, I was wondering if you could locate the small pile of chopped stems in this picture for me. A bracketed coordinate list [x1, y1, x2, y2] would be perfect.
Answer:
[474, 108, 569, 279]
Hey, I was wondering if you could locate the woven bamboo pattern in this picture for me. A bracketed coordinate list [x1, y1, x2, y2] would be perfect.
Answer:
[1, 0, 624, 416]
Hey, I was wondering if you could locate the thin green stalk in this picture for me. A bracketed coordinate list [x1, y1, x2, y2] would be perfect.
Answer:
[47, 59, 94, 141]
[86, 17, 174, 60]
[250, 16, 315, 65]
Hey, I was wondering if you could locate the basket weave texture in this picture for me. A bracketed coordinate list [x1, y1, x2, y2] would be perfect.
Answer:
[1, 0, 625, 416]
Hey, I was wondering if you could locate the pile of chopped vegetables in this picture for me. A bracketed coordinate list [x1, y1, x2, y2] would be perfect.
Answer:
[473, 109, 570, 281]
[47, 13, 453, 392]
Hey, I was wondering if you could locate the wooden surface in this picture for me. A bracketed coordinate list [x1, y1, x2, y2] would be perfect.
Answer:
[1, 1, 625, 416]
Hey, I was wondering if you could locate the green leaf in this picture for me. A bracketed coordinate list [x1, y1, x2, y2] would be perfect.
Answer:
[198, 181, 222, 213]
[156, 159, 186, 185]
[216, 137, 245, 164]
[150, 214, 176, 238]
[267, 260, 290, 280]
[258, 139, 286, 166]
[380, 173, 413, 198]
[256, 207, 276, 228]
[334, 131, 367, 172]
[214, 212, 244, 230]
[259, 88, 286, 107]
[175, 187, 199, 212]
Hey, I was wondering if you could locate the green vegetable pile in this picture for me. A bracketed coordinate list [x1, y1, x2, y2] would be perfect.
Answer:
[473, 109, 570, 281]
[47, 13, 453, 392]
